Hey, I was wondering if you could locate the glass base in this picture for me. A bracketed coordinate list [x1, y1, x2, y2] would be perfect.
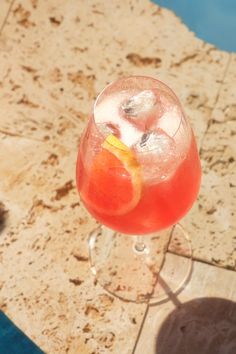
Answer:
[88, 224, 192, 304]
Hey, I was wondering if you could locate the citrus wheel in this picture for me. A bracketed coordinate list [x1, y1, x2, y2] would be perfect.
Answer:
[82, 135, 142, 216]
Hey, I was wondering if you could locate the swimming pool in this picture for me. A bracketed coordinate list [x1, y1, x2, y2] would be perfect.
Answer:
[153, 0, 236, 52]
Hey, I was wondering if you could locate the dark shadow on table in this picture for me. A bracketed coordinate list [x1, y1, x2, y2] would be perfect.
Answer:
[155, 297, 236, 354]
[0, 202, 8, 234]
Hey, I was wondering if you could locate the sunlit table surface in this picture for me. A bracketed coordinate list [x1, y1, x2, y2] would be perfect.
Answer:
[0, 1, 235, 353]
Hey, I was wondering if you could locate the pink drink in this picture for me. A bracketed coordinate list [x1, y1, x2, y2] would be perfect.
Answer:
[77, 76, 201, 234]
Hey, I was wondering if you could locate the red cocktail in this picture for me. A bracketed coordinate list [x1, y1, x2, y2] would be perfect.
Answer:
[76, 76, 201, 302]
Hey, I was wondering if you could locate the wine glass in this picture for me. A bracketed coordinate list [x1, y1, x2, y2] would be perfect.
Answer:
[76, 76, 201, 304]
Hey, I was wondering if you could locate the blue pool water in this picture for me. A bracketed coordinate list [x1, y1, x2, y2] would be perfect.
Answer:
[153, 0, 236, 52]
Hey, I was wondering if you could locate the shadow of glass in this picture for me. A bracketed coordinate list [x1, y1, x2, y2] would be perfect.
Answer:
[0, 202, 8, 234]
[156, 297, 236, 354]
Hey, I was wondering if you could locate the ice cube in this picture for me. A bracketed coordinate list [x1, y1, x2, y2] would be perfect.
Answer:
[156, 106, 191, 159]
[94, 92, 143, 146]
[157, 107, 182, 137]
[121, 90, 156, 117]
[134, 130, 179, 182]
[96, 122, 121, 138]
[136, 130, 175, 156]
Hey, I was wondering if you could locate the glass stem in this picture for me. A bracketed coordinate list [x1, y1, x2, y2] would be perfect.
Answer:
[134, 236, 146, 253]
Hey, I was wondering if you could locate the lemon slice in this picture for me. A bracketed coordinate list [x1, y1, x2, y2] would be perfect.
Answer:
[103, 134, 130, 151]
[81, 134, 142, 216]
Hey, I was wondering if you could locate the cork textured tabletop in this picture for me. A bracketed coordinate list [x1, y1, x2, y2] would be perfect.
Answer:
[0, 1, 235, 353]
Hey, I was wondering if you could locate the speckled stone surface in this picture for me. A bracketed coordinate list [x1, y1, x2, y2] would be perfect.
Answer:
[0, 136, 146, 353]
[0, 0, 11, 29]
[0, 0, 235, 353]
[181, 53, 236, 270]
